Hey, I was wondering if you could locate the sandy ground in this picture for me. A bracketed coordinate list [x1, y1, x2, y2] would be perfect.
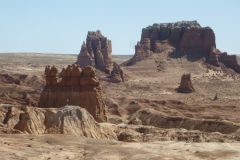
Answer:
[1, 134, 240, 160]
[1, 53, 240, 159]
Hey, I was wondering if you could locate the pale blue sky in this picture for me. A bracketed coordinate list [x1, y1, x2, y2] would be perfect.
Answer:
[0, 0, 239, 55]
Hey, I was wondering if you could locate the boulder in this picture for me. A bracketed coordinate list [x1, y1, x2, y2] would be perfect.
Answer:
[38, 65, 107, 122]
[177, 74, 195, 93]
[76, 30, 112, 72]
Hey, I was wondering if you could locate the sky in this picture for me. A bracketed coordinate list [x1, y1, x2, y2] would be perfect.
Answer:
[0, 0, 239, 55]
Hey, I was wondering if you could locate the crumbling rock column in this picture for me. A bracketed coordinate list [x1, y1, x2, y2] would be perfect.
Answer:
[108, 62, 125, 83]
[177, 74, 195, 93]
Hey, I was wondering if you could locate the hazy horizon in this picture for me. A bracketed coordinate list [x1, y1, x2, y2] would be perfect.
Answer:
[0, 0, 239, 55]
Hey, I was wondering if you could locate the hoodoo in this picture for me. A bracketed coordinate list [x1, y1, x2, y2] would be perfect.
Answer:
[38, 65, 107, 122]
[177, 73, 195, 93]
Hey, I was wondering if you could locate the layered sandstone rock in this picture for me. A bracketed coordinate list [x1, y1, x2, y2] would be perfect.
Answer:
[38, 65, 107, 122]
[177, 74, 195, 93]
[125, 21, 240, 73]
[76, 30, 112, 72]
[108, 62, 125, 83]
[0, 104, 116, 139]
[130, 108, 240, 134]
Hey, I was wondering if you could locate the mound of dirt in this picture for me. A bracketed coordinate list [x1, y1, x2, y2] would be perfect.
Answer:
[0, 104, 116, 139]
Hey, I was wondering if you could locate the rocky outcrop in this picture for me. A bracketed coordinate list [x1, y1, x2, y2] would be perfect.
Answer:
[177, 74, 195, 93]
[76, 30, 112, 72]
[130, 108, 240, 134]
[0, 104, 116, 139]
[77, 42, 94, 68]
[207, 47, 221, 66]
[0, 73, 28, 85]
[219, 53, 240, 73]
[125, 38, 153, 66]
[108, 62, 125, 83]
[125, 21, 240, 73]
[38, 65, 107, 122]
[126, 21, 211, 65]
[180, 27, 215, 58]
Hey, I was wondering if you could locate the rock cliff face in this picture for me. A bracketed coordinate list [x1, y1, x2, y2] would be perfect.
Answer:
[126, 21, 240, 73]
[76, 30, 112, 72]
[38, 65, 107, 122]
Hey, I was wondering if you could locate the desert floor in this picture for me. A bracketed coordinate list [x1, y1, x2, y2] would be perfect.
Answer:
[1, 53, 240, 160]
[1, 134, 240, 160]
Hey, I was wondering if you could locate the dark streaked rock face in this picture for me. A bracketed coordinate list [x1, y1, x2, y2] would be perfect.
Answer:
[38, 65, 107, 122]
[219, 53, 240, 73]
[76, 30, 112, 73]
[125, 21, 240, 73]
[126, 21, 216, 65]
[179, 27, 215, 58]
[141, 21, 202, 52]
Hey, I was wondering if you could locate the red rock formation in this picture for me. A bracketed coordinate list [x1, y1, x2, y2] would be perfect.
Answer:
[207, 48, 240, 73]
[124, 38, 153, 66]
[207, 47, 221, 67]
[108, 62, 125, 83]
[77, 42, 94, 68]
[76, 30, 112, 73]
[45, 65, 58, 86]
[219, 53, 240, 73]
[177, 74, 195, 93]
[38, 65, 107, 122]
[125, 21, 240, 73]
[180, 27, 216, 58]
